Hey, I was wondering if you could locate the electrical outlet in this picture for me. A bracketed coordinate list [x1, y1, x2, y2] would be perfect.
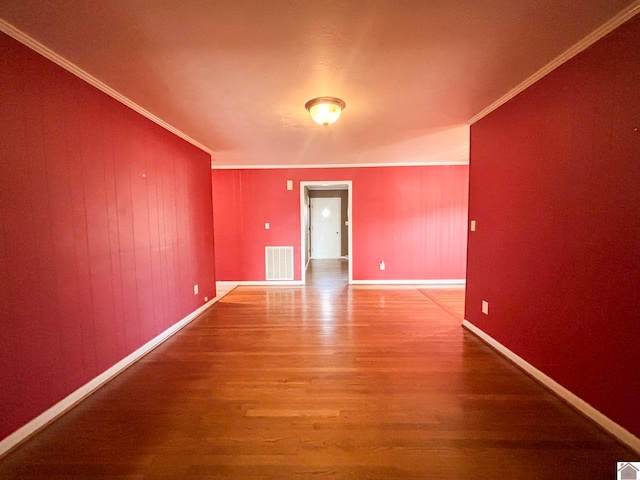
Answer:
[482, 300, 489, 315]
[194, 284, 199, 295]
[204, 296, 208, 302]
[380, 261, 385, 271]
[265, 222, 270, 230]
[470, 220, 476, 231]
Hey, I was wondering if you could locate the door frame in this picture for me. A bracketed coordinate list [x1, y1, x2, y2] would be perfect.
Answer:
[300, 180, 353, 284]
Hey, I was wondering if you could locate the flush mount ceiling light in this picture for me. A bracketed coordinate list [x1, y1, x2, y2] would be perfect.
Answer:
[305, 97, 346, 127]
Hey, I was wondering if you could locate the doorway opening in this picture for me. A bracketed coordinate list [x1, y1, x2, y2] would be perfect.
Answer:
[300, 181, 352, 285]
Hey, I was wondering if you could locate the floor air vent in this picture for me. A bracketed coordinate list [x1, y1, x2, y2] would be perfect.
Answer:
[265, 246, 294, 281]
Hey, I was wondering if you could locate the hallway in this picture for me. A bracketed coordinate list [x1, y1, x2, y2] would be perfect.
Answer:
[0, 265, 635, 478]
[305, 258, 349, 290]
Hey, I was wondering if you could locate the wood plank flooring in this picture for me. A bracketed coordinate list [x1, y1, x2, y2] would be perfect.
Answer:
[0, 260, 636, 478]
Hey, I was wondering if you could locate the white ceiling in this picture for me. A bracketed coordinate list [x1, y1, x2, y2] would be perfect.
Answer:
[1, 1, 638, 167]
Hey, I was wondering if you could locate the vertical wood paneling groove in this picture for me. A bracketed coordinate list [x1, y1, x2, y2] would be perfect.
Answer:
[78, 102, 98, 378]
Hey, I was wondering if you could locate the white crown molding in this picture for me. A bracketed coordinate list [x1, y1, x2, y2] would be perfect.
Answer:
[0, 19, 214, 156]
[462, 319, 640, 455]
[0, 295, 220, 459]
[468, 3, 640, 125]
[210, 160, 469, 170]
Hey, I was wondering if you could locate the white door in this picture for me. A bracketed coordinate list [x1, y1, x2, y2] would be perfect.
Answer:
[310, 197, 341, 259]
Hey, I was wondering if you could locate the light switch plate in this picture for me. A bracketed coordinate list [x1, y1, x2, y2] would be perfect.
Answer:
[470, 220, 476, 231]
[286, 180, 293, 190]
[482, 300, 489, 315]
[265, 223, 270, 229]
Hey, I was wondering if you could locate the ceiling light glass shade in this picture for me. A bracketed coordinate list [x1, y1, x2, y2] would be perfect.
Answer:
[305, 97, 346, 127]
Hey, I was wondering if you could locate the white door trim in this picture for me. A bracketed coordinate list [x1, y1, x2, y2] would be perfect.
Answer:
[300, 181, 353, 284]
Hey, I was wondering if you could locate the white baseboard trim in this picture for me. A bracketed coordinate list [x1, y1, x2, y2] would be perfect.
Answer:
[215, 281, 239, 292]
[462, 319, 640, 454]
[224, 280, 304, 286]
[219, 280, 464, 287]
[0, 296, 221, 458]
[350, 279, 466, 286]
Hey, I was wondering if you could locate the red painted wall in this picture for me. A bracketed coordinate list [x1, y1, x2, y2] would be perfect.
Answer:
[212, 165, 468, 281]
[0, 33, 215, 440]
[465, 16, 640, 437]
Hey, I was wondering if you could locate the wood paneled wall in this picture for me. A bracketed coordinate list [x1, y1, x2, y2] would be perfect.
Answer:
[211, 165, 468, 281]
[465, 15, 640, 438]
[0, 33, 215, 440]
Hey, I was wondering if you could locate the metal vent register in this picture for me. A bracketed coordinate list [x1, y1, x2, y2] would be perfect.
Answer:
[265, 246, 294, 280]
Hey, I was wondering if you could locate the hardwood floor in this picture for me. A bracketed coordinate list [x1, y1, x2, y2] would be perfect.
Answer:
[0, 260, 636, 478]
